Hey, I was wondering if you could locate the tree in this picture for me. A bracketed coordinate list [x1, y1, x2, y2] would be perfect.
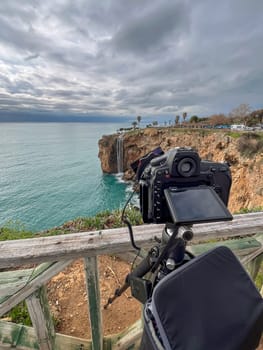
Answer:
[136, 115, 142, 128]
[182, 112, 187, 123]
[229, 104, 251, 125]
[132, 121, 137, 129]
[190, 115, 199, 123]
[250, 109, 263, 125]
[152, 121, 158, 126]
[175, 115, 180, 125]
[209, 113, 228, 126]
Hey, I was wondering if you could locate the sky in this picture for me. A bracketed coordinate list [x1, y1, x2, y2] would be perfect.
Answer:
[0, 0, 263, 121]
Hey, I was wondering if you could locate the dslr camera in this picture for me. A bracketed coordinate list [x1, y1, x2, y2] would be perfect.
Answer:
[131, 147, 232, 224]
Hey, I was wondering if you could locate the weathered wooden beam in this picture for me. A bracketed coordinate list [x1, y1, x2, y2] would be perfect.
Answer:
[248, 253, 263, 281]
[0, 320, 93, 349]
[26, 286, 56, 350]
[240, 247, 263, 266]
[0, 268, 35, 299]
[0, 260, 73, 316]
[0, 321, 38, 349]
[189, 237, 261, 257]
[191, 212, 263, 242]
[112, 319, 142, 350]
[0, 263, 58, 302]
[84, 256, 103, 350]
[0, 319, 139, 350]
[0, 213, 262, 268]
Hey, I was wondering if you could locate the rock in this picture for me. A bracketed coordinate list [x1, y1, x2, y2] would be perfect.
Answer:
[143, 128, 159, 137]
[98, 135, 118, 173]
[98, 128, 263, 212]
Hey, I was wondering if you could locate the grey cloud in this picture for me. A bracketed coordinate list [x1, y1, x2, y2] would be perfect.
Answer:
[0, 16, 45, 53]
[0, 0, 262, 118]
[52, 90, 92, 98]
[25, 53, 39, 61]
[0, 1, 37, 23]
[0, 73, 12, 86]
[111, 2, 190, 54]
[7, 80, 39, 95]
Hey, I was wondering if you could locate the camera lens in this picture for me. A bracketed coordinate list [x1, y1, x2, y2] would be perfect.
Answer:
[177, 157, 197, 177]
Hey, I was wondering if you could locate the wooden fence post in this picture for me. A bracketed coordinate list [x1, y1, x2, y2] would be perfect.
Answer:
[248, 253, 263, 281]
[26, 286, 56, 350]
[248, 233, 263, 282]
[84, 256, 103, 350]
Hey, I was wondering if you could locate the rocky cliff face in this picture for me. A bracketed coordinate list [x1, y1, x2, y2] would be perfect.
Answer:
[98, 128, 263, 213]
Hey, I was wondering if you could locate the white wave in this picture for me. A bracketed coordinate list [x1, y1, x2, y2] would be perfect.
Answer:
[114, 173, 125, 183]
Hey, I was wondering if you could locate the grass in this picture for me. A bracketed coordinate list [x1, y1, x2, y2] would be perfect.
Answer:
[4, 302, 32, 326]
[226, 131, 243, 138]
[0, 207, 144, 240]
[42, 206, 143, 236]
[236, 206, 263, 214]
[0, 220, 34, 241]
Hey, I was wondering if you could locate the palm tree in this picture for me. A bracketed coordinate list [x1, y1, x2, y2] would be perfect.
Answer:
[175, 115, 180, 125]
[182, 112, 187, 123]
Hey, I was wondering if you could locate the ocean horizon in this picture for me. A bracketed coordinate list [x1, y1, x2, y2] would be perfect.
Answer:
[0, 122, 131, 232]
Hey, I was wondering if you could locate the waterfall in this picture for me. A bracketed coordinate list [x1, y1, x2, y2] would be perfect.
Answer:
[116, 135, 124, 173]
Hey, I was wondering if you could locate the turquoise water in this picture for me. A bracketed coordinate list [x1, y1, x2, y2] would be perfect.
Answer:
[0, 123, 131, 232]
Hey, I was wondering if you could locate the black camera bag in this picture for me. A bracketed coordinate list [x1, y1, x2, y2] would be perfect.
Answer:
[140, 246, 263, 350]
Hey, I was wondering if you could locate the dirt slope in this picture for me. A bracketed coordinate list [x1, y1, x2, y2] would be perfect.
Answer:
[47, 256, 141, 339]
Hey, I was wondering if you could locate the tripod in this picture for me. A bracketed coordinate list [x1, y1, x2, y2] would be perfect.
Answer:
[104, 223, 194, 308]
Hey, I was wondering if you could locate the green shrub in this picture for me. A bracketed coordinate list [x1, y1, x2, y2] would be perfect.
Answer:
[0, 220, 34, 241]
[236, 206, 263, 214]
[3, 302, 32, 326]
[42, 207, 143, 235]
[226, 131, 242, 139]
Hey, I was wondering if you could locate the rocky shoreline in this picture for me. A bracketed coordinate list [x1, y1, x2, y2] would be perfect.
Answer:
[98, 127, 263, 213]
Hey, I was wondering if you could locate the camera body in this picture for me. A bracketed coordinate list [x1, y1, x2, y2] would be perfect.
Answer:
[137, 147, 232, 223]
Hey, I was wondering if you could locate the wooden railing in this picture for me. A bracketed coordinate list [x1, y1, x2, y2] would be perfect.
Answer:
[0, 212, 262, 350]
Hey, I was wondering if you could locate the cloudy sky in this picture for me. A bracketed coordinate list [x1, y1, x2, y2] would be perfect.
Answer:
[0, 0, 263, 120]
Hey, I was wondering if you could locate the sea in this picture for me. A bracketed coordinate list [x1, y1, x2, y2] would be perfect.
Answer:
[0, 122, 132, 232]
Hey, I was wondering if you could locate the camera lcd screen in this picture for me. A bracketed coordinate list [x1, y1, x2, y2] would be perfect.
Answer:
[164, 186, 233, 224]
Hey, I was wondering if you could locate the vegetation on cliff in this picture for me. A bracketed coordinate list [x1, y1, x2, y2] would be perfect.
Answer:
[237, 132, 263, 156]
[0, 207, 143, 241]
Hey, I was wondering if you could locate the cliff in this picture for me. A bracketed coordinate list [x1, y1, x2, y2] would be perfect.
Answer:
[98, 128, 263, 213]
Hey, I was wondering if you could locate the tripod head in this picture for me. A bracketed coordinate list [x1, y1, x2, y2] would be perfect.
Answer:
[104, 223, 194, 308]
